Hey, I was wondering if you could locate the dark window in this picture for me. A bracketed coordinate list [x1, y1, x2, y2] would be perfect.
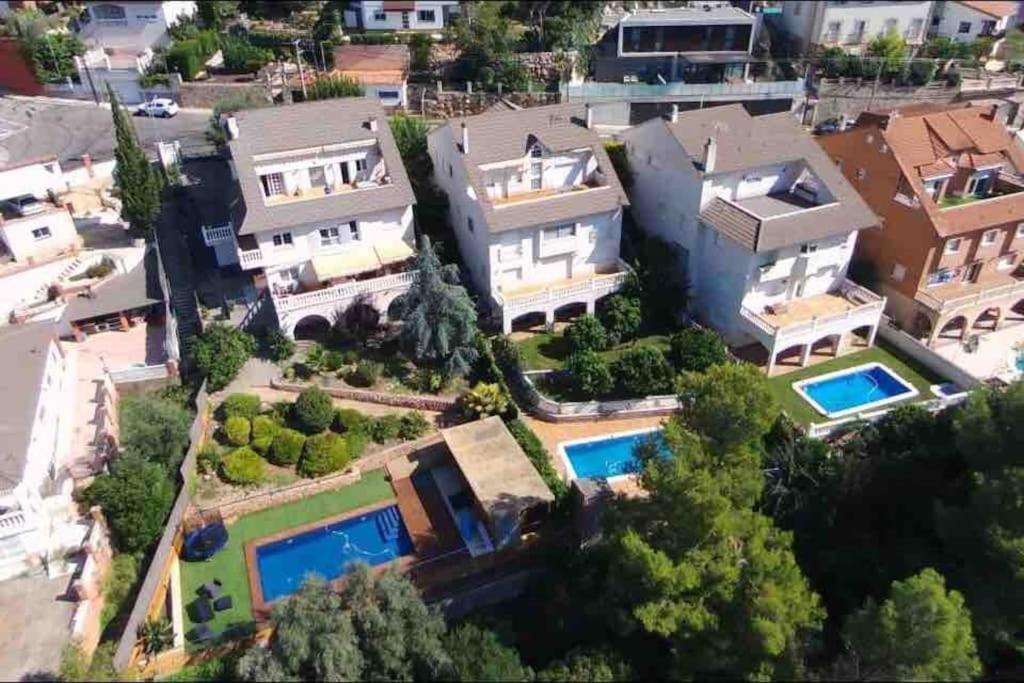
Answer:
[622, 23, 752, 53]
[418, 9, 436, 22]
[958, 21, 972, 34]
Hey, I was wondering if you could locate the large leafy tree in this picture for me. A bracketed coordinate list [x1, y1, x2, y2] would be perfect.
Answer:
[444, 624, 532, 681]
[389, 236, 479, 377]
[118, 393, 193, 469]
[238, 567, 450, 681]
[676, 362, 777, 455]
[842, 568, 981, 681]
[81, 456, 174, 554]
[108, 86, 162, 238]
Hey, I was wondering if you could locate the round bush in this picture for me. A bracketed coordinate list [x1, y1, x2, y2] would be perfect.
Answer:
[249, 415, 278, 455]
[220, 447, 266, 485]
[612, 346, 675, 397]
[294, 387, 334, 434]
[398, 411, 429, 440]
[268, 428, 306, 466]
[457, 382, 510, 420]
[346, 360, 381, 387]
[346, 430, 368, 460]
[599, 295, 643, 344]
[223, 416, 251, 446]
[369, 415, 402, 444]
[333, 408, 370, 435]
[218, 393, 262, 421]
[565, 350, 613, 399]
[565, 315, 608, 354]
[299, 433, 350, 478]
[668, 327, 729, 373]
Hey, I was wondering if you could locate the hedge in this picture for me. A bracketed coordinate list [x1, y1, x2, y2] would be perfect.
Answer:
[505, 419, 568, 501]
[268, 428, 306, 466]
[299, 433, 350, 478]
[220, 447, 266, 485]
[250, 415, 279, 455]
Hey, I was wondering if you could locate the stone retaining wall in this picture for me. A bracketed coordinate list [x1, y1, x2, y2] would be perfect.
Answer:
[270, 377, 457, 411]
[199, 467, 363, 521]
[178, 79, 273, 109]
[406, 83, 561, 117]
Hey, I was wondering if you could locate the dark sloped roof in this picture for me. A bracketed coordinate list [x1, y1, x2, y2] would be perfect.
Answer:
[436, 103, 629, 233]
[228, 98, 416, 236]
[63, 248, 163, 323]
[0, 322, 57, 487]
[700, 197, 760, 250]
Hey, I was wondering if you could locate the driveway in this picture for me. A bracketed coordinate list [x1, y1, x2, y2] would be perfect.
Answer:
[0, 574, 77, 680]
[0, 96, 210, 169]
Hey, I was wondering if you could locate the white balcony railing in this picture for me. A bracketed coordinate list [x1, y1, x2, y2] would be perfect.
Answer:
[273, 270, 417, 314]
[0, 510, 30, 535]
[915, 277, 1024, 316]
[238, 249, 264, 268]
[493, 260, 633, 317]
[202, 224, 234, 246]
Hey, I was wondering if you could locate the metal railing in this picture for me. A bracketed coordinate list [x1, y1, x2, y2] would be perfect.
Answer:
[272, 270, 417, 314]
[0, 510, 29, 534]
[493, 259, 632, 316]
[915, 278, 1024, 315]
[201, 224, 234, 246]
[561, 78, 806, 101]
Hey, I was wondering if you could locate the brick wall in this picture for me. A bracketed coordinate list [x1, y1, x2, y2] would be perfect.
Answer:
[0, 38, 44, 96]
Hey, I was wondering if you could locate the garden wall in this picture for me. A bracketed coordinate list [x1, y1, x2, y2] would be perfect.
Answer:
[198, 467, 362, 522]
[876, 316, 982, 389]
[405, 83, 561, 117]
[270, 378, 457, 412]
[178, 78, 273, 109]
[518, 370, 680, 422]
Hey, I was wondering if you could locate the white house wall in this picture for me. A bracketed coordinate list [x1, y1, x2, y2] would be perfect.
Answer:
[932, 1, 1015, 45]
[778, 0, 933, 51]
[348, 1, 455, 31]
[0, 161, 66, 201]
[0, 209, 79, 263]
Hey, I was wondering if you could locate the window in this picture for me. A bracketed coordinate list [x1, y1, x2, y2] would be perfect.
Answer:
[927, 268, 959, 286]
[883, 18, 898, 35]
[944, 237, 962, 254]
[891, 263, 907, 282]
[261, 172, 284, 197]
[418, 9, 436, 22]
[347, 221, 359, 241]
[1017, 223, 1024, 238]
[981, 20, 997, 36]
[373, 10, 387, 21]
[998, 254, 1017, 270]
[530, 145, 543, 159]
[907, 18, 924, 41]
[272, 232, 293, 248]
[851, 19, 866, 42]
[959, 21, 972, 34]
[467, 217, 474, 233]
[377, 90, 400, 101]
[31, 226, 52, 240]
[825, 21, 842, 42]
[91, 4, 126, 20]
[799, 243, 818, 254]
[544, 223, 576, 241]
[982, 229, 999, 246]
[355, 158, 367, 172]
[320, 227, 342, 246]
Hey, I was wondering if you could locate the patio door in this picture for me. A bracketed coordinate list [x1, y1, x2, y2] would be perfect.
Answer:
[340, 162, 351, 185]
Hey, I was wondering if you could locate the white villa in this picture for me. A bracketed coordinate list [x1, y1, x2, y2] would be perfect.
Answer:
[202, 98, 418, 339]
[0, 158, 80, 264]
[621, 104, 884, 374]
[0, 323, 86, 581]
[343, 0, 461, 32]
[427, 103, 631, 334]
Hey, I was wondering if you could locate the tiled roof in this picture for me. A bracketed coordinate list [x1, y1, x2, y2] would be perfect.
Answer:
[0, 322, 56, 486]
[700, 197, 760, 250]
[62, 247, 163, 323]
[955, 1, 1019, 18]
[227, 98, 415, 236]
[435, 103, 629, 233]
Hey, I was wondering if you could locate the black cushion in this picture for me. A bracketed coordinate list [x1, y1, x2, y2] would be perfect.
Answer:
[189, 624, 215, 642]
[190, 598, 214, 623]
[213, 595, 233, 611]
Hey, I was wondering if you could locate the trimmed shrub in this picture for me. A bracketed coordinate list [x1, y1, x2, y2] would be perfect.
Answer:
[369, 414, 403, 443]
[268, 428, 305, 466]
[612, 346, 675, 397]
[458, 382, 510, 420]
[220, 447, 266, 485]
[197, 444, 221, 475]
[599, 295, 643, 344]
[218, 393, 262, 421]
[414, 366, 445, 393]
[565, 351, 613, 399]
[294, 387, 334, 434]
[333, 408, 370, 435]
[347, 430, 368, 460]
[505, 419, 568, 501]
[346, 360, 381, 387]
[668, 327, 729, 373]
[322, 350, 345, 372]
[166, 40, 203, 80]
[267, 401, 292, 426]
[398, 411, 430, 440]
[565, 315, 608, 354]
[299, 433, 350, 478]
[250, 415, 279, 455]
[223, 416, 251, 446]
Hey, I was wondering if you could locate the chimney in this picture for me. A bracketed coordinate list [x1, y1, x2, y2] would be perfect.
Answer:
[224, 114, 239, 140]
[461, 122, 469, 154]
[670, 104, 679, 123]
[703, 136, 717, 173]
[585, 103, 593, 129]
[884, 110, 900, 131]
[368, 116, 378, 132]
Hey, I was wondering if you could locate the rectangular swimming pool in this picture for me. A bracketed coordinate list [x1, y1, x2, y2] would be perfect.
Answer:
[559, 429, 666, 482]
[792, 362, 919, 419]
[255, 504, 413, 602]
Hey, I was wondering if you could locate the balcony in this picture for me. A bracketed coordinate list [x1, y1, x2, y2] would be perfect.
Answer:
[263, 176, 390, 208]
[238, 248, 264, 268]
[915, 272, 1024, 317]
[491, 179, 607, 209]
[740, 279, 886, 349]
[272, 270, 417, 315]
[0, 509, 32, 536]
[201, 223, 234, 246]
[493, 259, 633, 328]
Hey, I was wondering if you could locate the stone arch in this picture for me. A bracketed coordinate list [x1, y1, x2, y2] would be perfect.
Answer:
[773, 343, 807, 370]
[554, 301, 587, 323]
[1008, 298, 1024, 323]
[292, 314, 332, 341]
[810, 333, 842, 358]
[937, 315, 969, 341]
[973, 306, 1001, 331]
[510, 311, 547, 333]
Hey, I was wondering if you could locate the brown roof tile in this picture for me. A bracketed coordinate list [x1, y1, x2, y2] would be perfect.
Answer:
[955, 1, 1019, 18]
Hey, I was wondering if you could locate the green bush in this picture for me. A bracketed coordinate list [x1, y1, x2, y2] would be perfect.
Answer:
[565, 351, 613, 399]
[458, 382, 510, 420]
[166, 40, 203, 80]
[197, 443, 222, 475]
[250, 415, 279, 454]
[604, 141, 632, 189]
[192, 324, 257, 391]
[220, 447, 266, 485]
[267, 401, 292, 426]
[347, 360, 381, 387]
[294, 387, 334, 434]
[322, 350, 345, 373]
[334, 408, 370, 435]
[668, 327, 729, 373]
[612, 346, 675, 397]
[219, 393, 262, 421]
[505, 419, 568, 501]
[599, 295, 643, 344]
[299, 433, 350, 477]
[268, 428, 306, 466]
[566, 315, 608, 354]
[264, 328, 295, 362]
[491, 335, 521, 373]
[223, 416, 251, 446]
[221, 35, 273, 72]
[908, 59, 937, 85]
[369, 414, 403, 443]
[413, 366, 445, 393]
[347, 430, 368, 459]
[398, 411, 430, 440]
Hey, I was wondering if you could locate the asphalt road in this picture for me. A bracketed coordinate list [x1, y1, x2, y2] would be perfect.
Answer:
[0, 96, 211, 169]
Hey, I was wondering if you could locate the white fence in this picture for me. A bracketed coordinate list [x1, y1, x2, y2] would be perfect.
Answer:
[807, 393, 969, 439]
[519, 370, 680, 421]
[273, 270, 417, 314]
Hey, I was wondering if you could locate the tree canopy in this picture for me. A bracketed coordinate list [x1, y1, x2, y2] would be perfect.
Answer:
[191, 323, 257, 391]
[81, 455, 174, 554]
[118, 393, 193, 469]
[444, 624, 532, 681]
[109, 86, 163, 237]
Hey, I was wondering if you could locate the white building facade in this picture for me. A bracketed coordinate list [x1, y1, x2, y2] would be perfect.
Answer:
[427, 104, 631, 333]
[343, 1, 460, 31]
[775, 0, 933, 53]
[621, 105, 884, 373]
[929, 1, 1020, 56]
[202, 98, 418, 338]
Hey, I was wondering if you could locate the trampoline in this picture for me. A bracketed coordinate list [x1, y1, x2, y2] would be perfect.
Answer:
[182, 522, 229, 561]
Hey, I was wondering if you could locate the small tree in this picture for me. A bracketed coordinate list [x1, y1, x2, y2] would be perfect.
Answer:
[599, 294, 643, 344]
[458, 382, 510, 419]
[611, 346, 674, 397]
[668, 327, 729, 373]
[299, 433, 350, 477]
[866, 30, 908, 76]
[390, 236, 479, 377]
[444, 624, 532, 681]
[81, 456, 174, 554]
[192, 324, 257, 391]
[677, 362, 776, 453]
[108, 86, 162, 238]
[566, 314, 608, 354]
[138, 617, 174, 656]
[540, 650, 632, 682]
[263, 328, 296, 362]
[294, 386, 334, 434]
[223, 415, 252, 446]
[565, 350, 613, 398]
[119, 393, 192, 469]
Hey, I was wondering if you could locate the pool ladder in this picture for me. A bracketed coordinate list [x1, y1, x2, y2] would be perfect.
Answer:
[376, 507, 401, 542]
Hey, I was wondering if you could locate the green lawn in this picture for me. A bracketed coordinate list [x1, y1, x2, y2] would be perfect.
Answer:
[179, 469, 394, 647]
[767, 340, 946, 427]
[516, 332, 672, 371]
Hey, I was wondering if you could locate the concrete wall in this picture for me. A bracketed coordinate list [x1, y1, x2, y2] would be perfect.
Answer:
[0, 208, 79, 263]
[0, 159, 66, 200]
[876, 315, 981, 388]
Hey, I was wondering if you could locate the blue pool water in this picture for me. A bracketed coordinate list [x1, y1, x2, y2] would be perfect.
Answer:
[255, 505, 413, 602]
[800, 364, 914, 416]
[564, 430, 666, 480]
[1016, 351, 1024, 372]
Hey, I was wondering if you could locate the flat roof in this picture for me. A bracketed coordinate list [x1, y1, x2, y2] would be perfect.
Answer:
[619, 6, 754, 26]
[62, 247, 163, 323]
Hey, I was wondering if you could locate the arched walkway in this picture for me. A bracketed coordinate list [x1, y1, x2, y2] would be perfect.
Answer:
[292, 314, 331, 341]
[936, 315, 968, 342]
[973, 307, 1001, 331]
[771, 343, 806, 373]
[510, 311, 547, 334]
[554, 302, 587, 323]
[810, 334, 842, 359]
[850, 324, 873, 349]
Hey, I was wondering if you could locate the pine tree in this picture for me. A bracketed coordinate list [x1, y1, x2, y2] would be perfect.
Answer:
[108, 85, 162, 238]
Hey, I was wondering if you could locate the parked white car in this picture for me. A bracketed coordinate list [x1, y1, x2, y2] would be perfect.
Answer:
[135, 99, 180, 118]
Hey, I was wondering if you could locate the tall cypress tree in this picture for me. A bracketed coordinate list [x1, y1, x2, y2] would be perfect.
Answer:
[108, 85, 161, 238]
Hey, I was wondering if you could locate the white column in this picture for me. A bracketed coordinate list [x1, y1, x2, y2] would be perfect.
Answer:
[867, 324, 879, 346]
[585, 299, 596, 315]
[800, 343, 813, 367]
[502, 312, 513, 335]
[544, 308, 555, 331]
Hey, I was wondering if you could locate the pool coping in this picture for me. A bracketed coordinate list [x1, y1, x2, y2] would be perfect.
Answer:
[791, 361, 920, 419]
[243, 498, 416, 621]
[557, 427, 662, 485]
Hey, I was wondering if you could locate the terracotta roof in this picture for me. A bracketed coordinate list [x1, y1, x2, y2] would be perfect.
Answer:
[332, 45, 409, 84]
[918, 159, 956, 178]
[955, 1, 1019, 18]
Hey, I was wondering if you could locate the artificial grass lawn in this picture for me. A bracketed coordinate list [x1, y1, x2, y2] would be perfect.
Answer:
[178, 469, 394, 646]
[516, 331, 672, 371]
[767, 340, 945, 427]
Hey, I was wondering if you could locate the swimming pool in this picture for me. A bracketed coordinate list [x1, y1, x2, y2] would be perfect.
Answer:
[254, 504, 413, 602]
[559, 428, 666, 482]
[792, 362, 919, 419]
